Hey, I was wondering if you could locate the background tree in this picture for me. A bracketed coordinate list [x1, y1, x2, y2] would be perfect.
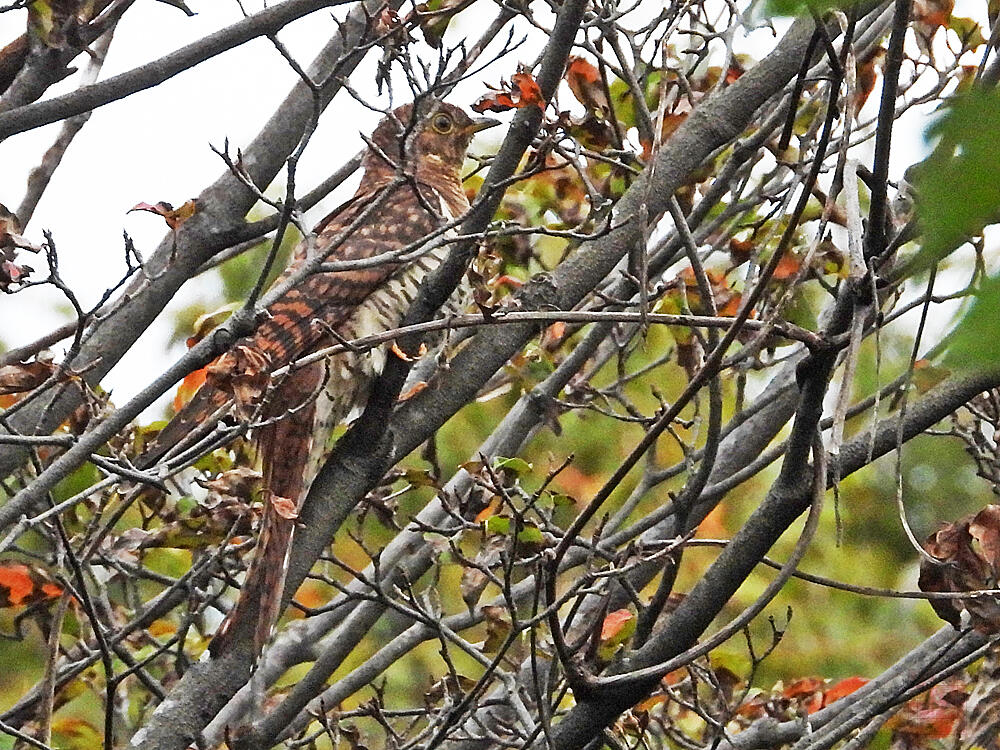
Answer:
[0, 0, 999, 748]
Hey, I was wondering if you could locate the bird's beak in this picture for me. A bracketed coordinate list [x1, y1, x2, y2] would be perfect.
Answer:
[468, 116, 501, 134]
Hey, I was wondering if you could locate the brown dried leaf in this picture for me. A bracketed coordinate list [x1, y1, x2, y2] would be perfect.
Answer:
[129, 199, 197, 230]
[0, 203, 38, 292]
[0, 359, 54, 396]
[565, 56, 610, 114]
[919, 504, 1000, 632]
[482, 604, 511, 653]
[270, 494, 299, 520]
[205, 344, 271, 417]
[198, 467, 263, 503]
[460, 567, 489, 610]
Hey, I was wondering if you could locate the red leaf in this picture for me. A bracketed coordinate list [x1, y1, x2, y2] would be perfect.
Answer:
[473, 67, 545, 113]
[565, 56, 609, 113]
[600, 608, 634, 642]
[0, 563, 63, 608]
[822, 676, 869, 706]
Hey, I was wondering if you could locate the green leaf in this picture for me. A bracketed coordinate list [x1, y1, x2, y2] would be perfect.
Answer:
[485, 516, 511, 535]
[947, 16, 985, 49]
[911, 89, 1000, 270]
[944, 274, 1000, 371]
[52, 462, 100, 504]
[492, 456, 532, 475]
[516, 523, 544, 545]
[28, 1, 57, 47]
[219, 229, 296, 303]
[176, 495, 199, 515]
[763, 0, 850, 17]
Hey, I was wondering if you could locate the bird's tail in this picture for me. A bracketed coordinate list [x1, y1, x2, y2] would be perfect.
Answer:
[208, 363, 323, 660]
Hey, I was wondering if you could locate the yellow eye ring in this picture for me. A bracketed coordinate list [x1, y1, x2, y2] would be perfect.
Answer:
[431, 114, 454, 134]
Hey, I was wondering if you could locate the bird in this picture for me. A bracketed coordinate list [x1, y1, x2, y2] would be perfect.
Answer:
[140, 100, 498, 659]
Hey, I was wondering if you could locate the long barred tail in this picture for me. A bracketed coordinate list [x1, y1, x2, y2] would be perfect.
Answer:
[208, 506, 297, 659]
[208, 363, 323, 660]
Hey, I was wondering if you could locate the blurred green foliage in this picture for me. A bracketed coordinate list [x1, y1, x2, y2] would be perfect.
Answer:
[912, 88, 1000, 272]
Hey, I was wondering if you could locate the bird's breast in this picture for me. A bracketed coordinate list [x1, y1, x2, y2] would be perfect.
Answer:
[303, 239, 459, 480]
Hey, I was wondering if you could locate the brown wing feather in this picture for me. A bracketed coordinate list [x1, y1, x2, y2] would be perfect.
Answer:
[138, 181, 440, 469]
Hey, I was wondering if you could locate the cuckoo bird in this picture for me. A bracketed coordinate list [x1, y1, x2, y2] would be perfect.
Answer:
[142, 101, 498, 658]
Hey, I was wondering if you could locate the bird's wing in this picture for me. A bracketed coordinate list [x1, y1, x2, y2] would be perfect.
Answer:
[138, 180, 446, 468]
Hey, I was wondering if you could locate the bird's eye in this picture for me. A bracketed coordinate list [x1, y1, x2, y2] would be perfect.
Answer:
[431, 113, 454, 134]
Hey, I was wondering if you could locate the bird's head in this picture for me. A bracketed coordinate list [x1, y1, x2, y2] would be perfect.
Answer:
[363, 101, 499, 185]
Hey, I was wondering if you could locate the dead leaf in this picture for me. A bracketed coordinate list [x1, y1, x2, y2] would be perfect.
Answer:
[198, 467, 262, 503]
[728, 237, 755, 265]
[205, 344, 271, 417]
[854, 47, 886, 113]
[565, 56, 610, 114]
[0, 359, 54, 396]
[129, 199, 197, 230]
[460, 567, 489, 610]
[0, 203, 38, 292]
[919, 504, 1000, 633]
[270, 494, 299, 520]
[473, 67, 545, 113]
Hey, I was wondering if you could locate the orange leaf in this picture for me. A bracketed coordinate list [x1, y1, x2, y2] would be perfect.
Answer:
[854, 47, 885, 112]
[129, 199, 197, 230]
[0, 563, 62, 608]
[565, 56, 609, 113]
[540, 321, 566, 348]
[511, 71, 543, 106]
[399, 380, 428, 401]
[148, 619, 177, 638]
[696, 503, 727, 537]
[475, 496, 502, 523]
[717, 292, 743, 317]
[390, 341, 427, 361]
[0, 564, 34, 606]
[600, 608, 635, 642]
[783, 677, 824, 698]
[293, 580, 330, 610]
[772, 252, 801, 280]
[822, 676, 868, 706]
[728, 238, 755, 264]
[173, 367, 207, 412]
[473, 67, 545, 113]
[634, 694, 667, 711]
